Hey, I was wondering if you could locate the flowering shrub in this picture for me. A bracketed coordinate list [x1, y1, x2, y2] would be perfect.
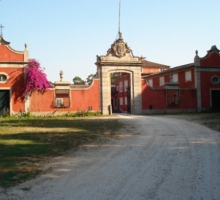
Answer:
[22, 59, 50, 97]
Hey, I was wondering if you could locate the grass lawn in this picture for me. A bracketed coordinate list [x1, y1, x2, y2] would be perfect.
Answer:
[165, 112, 220, 133]
[0, 117, 124, 188]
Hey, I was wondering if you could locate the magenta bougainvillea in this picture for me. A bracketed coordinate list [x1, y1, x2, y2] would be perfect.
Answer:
[22, 59, 50, 97]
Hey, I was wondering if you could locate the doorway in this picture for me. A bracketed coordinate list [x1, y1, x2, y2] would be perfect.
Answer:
[0, 90, 10, 116]
[110, 72, 131, 113]
[211, 90, 220, 110]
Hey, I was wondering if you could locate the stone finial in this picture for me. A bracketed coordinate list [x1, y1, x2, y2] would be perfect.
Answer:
[25, 43, 28, 50]
[60, 70, 64, 81]
[119, 32, 123, 40]
[194, 50, 200, 66]
[195, 50, 198, 56]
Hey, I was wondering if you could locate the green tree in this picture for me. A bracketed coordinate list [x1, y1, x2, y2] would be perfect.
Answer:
[73, 76, 86, 85]
[86, 74, 96, 85]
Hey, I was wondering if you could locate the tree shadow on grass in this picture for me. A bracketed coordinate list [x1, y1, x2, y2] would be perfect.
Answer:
[0, 119, 123, 188]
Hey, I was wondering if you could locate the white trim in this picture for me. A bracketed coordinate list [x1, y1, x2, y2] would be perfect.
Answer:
[0, 64, 26, 68]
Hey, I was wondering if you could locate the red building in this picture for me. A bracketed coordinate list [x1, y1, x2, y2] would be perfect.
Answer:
[0, 32, 220, 116]
[0, 35, 100, 116]
[111, 60, 170, 113]
[141, 46, 220, 113]
[0, 35, 28, 115]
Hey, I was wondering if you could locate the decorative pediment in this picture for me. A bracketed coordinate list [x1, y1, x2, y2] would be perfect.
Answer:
[106, 32, 133, 58]
[199, 45, 220, 67]
[0, 35, 10, 46]
[0, 35, 29, 62]
[207, 45, 220, 53]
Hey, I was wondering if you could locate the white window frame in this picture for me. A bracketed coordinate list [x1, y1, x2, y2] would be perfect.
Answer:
[148, 79, 153, 87]
[124, 80, 128, 90]
[120, 97, 123, 105]
[55, 98, 63, 108]
[125, 97, 127, 105]
[173, 74, 178, 82]
[119, 81, 123, 92]
[159, 76, 164, 86]
[185, 71, 192, 82]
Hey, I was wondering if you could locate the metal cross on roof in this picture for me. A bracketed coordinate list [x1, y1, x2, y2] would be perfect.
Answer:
[0, 24, 4, 36]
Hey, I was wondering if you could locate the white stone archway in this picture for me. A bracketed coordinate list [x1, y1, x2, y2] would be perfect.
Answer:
[95, 32, 143, 115]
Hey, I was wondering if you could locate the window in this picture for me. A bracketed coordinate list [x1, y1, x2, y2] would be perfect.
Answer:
[148, 79, 153, 87]
[55, 98, 63, 107]
[120, 98, 123, 105]
[0, 73, 8, 83]
[159, 77, 164, 86]
[167, 90, 180, 106]
[125, 97, 127, 105]
[173, 74, 178, 82]
[124, 80, 128, 88]
[185, 71, 192, 82]
[119, 81, 123, 92]
[211, 76, 220, 85]
[55, 89, 70, 108]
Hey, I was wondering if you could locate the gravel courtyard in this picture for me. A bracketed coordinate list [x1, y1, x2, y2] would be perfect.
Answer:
[1, 114, 220, 200]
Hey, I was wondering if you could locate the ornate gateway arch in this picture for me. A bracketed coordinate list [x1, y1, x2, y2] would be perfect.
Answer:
[96, 32, 143, 115]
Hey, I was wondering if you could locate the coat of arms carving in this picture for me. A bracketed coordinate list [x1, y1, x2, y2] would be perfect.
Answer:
[107, 32, 133, 58]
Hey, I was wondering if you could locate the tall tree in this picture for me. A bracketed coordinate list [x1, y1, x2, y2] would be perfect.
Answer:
[73, 76, 86, 85]
[22, 59, 50, 97]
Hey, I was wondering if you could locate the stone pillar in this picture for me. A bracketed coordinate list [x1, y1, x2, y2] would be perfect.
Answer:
[194, 50, 201, 112]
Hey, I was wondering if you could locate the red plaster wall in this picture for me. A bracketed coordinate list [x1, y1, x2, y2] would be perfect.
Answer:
[141, 80, 197, 111]
[0, 67, 25, 112]
[30, 79, 100, 113]
[177, 69, 195, 88]
[200, 53, 220, 67]
[0, 46, 24, 61]
[30, 90, 55, 112]
[148, 68, 195, 89]
[200, 71, 220, 109]
[142, 80, 166, 110]
[71, 79, 100, 111]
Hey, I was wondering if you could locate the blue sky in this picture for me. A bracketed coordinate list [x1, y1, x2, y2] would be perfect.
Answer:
[0, 0, 220, 82]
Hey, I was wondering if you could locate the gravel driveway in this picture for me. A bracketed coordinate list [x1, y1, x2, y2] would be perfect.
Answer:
[1, 115, 220, 200]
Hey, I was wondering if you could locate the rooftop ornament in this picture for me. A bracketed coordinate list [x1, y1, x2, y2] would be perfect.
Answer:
[60, 70, 64, 81]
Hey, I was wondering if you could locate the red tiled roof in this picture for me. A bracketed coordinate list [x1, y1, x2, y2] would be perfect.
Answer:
[142, 60, 170, 68]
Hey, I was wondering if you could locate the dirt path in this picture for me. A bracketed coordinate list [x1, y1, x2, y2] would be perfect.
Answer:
[1, 115, 220, 200]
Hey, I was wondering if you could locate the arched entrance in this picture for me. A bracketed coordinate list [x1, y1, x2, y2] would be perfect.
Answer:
[95, 32, 143, 115]
[110, 71, 131, 113]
